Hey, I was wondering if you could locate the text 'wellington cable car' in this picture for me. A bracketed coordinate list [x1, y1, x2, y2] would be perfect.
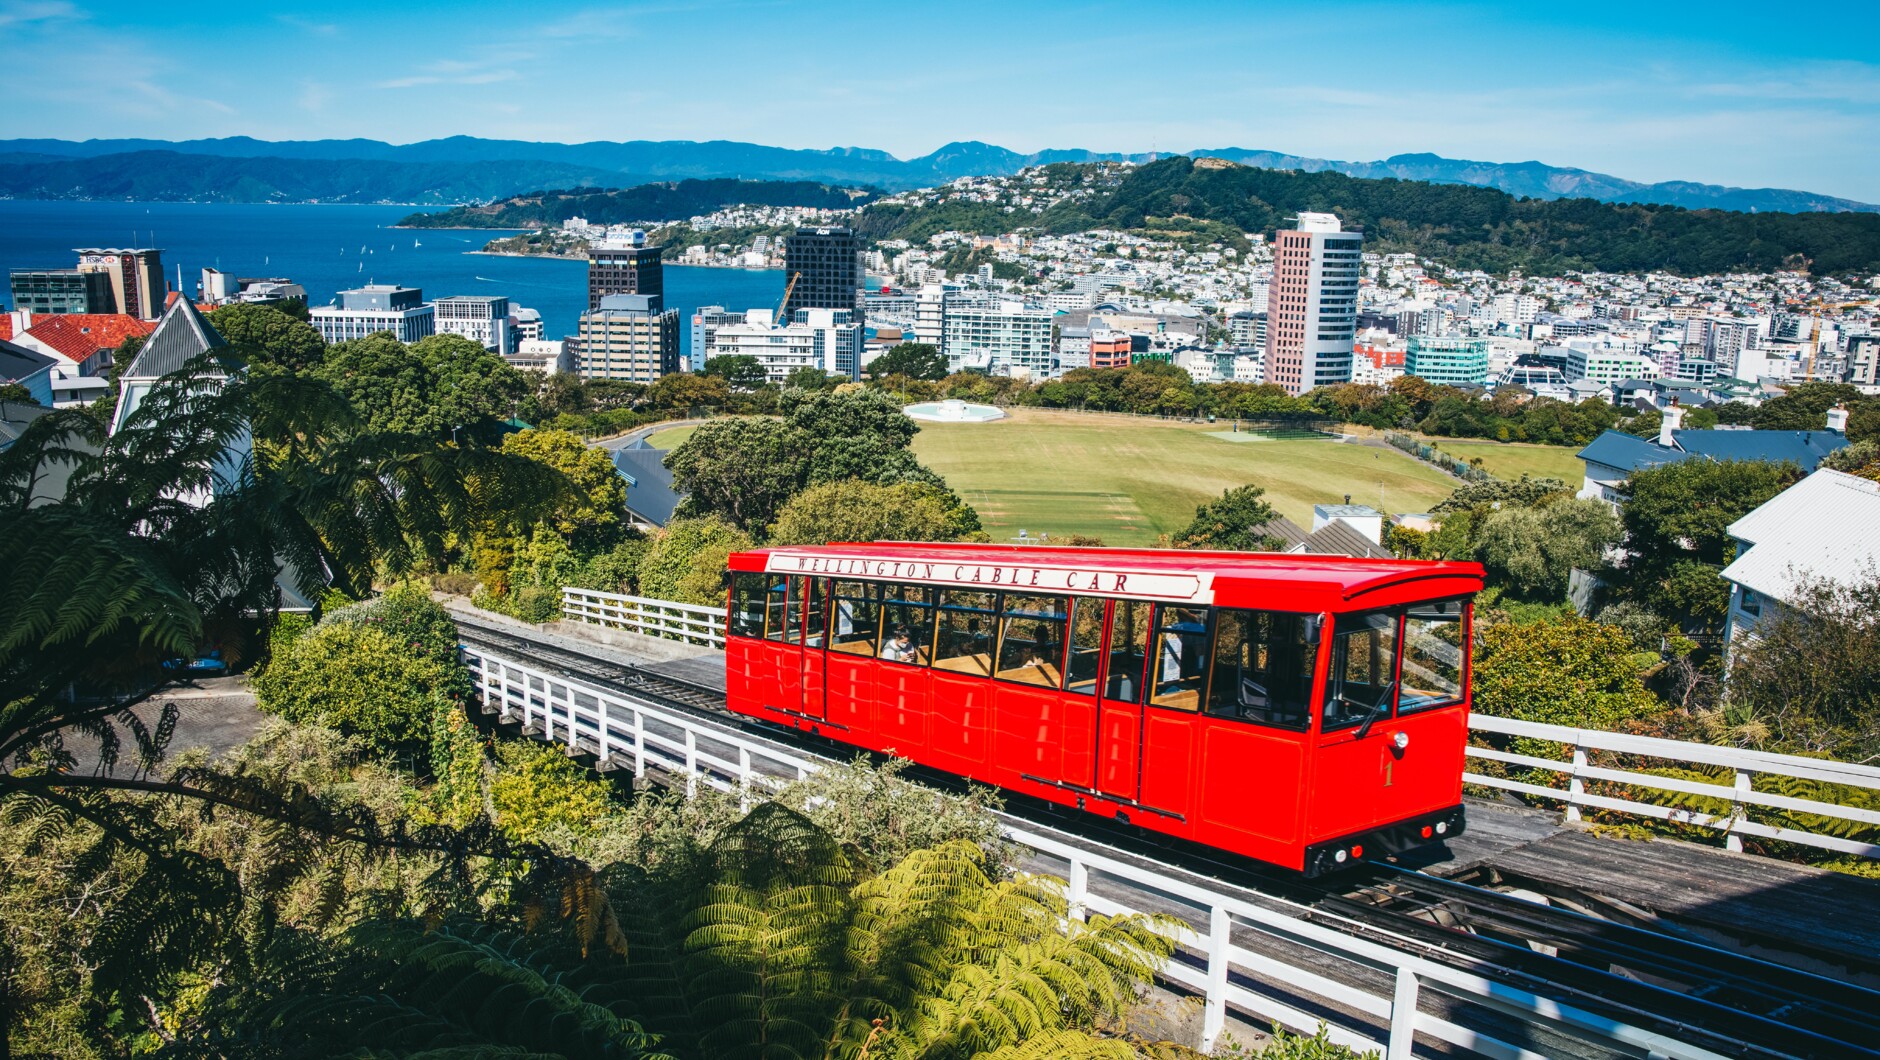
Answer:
[723, 542, 1484, 874]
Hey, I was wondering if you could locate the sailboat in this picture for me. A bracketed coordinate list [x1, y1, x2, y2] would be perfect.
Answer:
[413, 237, 422, 248]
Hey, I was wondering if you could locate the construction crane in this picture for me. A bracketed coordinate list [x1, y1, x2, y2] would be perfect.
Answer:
[774, 271, 801, 326]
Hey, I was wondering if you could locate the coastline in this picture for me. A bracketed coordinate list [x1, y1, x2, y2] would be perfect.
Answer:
[470, 247, 781, 270]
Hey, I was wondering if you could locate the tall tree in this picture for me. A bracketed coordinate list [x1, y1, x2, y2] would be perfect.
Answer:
[1618, 459, 1798, 631]
[867, 341, 948, 381]
[702, 354, 770, 391]
[1171, 484, 1284, 552]
[209, 302, 326, 371]
[1474, 498, 1621, 601]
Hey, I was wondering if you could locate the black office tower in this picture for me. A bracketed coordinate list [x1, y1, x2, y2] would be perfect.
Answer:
[587, 244, 664, 312]
[782, 226, 863, 323]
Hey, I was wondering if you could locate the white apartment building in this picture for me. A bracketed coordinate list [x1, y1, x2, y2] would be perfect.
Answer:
[310, 284, 435, 344]
[1565, 344, 1661, 384]
[708, 308, 865, 383]
[434, 295, 515, 356]
[941, 300, 1055, 377]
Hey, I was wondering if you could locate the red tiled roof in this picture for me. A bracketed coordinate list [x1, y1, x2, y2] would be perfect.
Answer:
[0, 317, 12, 342]
[24, 314, 156, 364]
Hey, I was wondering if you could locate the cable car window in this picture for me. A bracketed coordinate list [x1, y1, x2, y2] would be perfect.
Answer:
[878, 583, 933, 667]
[1205, 610, 1316, 730]
[763, 576, 792, 641]
[828, 581, 881, 657]
[933, 590, 997, 676]
[1064, 597, 1105, 695]
[1398, 601, 1466, 713]
[1150, 606, 1212, 712]
[802, 578, 829, 649]
[996, 594, 1067, 688]
[782, 576, 811, 644]
[1104, 600, 1151, 704]
[1325, 611, 1400, 731]
[729, 572, 767, 639]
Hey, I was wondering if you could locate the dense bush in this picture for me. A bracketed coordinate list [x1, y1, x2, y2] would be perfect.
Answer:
[253, 622, 456, 755]
[637, 515, 754, 605]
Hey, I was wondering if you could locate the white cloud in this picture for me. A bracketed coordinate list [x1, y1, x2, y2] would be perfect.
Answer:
[0, 0, 81, 28]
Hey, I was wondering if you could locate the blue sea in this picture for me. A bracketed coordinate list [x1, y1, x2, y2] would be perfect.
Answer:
[0, 200, 785, 362]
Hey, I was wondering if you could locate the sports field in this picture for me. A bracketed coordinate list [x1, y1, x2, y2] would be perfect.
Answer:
[644, 424, 698, 450]
[1424, 438, 1584, 484]
[909, 408, 1460, 545]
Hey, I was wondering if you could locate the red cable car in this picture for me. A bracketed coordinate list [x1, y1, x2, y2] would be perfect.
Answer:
[723, 543, 1484, 874]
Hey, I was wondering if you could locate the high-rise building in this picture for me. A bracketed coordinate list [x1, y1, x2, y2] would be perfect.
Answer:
[1263, 213, 1360, 396]
[1227, 310, 1267, 348]
[9, 269, 113, 315]
[434, 295, 514, 356]
[74, 248, 167, 319]
[586, 235, 664, 312]
[1845, 336, 1878, 387]
[1405, 336, 1490, 388]
[310, 285, 435, 344]
[689, 305, 747, 372]
[706, 308, 864, 383]
[575, 294, 681, 382]
[941, 301, 1055, 377]
[783, 226, 863, 323]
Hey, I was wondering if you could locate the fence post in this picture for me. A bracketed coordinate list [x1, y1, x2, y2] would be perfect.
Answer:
[1068, 858, 1089, 922]
[633, 708, 646, 779]
[1567, 745, 1587, 822]
[1200, 904, 1230, 1053]
[1386, 966, 1421, 1060]
[567, 683, 579, 752]
[685, 729, 698, 797]
[739, 746, 753, 811]
[1729, 769, 1752, 853]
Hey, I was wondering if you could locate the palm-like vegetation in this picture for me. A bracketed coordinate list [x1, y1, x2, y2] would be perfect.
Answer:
[173, 805, 1172, 1060]
[0, 359, 569, 1006]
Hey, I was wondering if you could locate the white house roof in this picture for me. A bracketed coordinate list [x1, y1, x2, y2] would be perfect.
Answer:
[1720, 469, 1880, 605]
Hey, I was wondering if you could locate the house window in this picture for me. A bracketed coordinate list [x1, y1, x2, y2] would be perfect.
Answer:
[1738, 588, 1760, 617]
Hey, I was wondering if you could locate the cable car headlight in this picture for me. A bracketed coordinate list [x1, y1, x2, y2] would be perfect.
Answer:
[1392, 731, 1410, 750]
[1333, 849, 1348, 864]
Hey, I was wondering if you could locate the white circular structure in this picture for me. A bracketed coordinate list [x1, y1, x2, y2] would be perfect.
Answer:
[903, 399, 1005, 423]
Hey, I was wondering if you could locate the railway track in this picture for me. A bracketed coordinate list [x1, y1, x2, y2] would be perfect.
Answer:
[453, 616, 1880, 1059]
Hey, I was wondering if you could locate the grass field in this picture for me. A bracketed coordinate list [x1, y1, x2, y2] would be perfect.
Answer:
[1423, 438, 1584, 484]
[644, 424, 698, 450]
[910, 408, 1461, 545]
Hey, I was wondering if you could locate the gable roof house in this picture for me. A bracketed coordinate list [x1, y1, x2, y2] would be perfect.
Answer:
[1719, 468, 1880, 661]
[0, 340, 57, 408]
[1575, 403, 1851, 507]
[104, 298, 314, 612]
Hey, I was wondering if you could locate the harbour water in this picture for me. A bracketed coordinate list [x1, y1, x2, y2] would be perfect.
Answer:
[0, 200, 785, 362]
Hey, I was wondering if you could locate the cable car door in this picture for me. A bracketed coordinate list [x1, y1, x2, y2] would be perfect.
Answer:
[1094, 599, 1151, 802]
[797, 577, 828, 722]
[770, 575, 806, 717]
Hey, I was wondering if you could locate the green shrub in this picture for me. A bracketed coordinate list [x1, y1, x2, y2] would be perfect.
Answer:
[637, 515, 752, 605]
[488, 740, 616, 843]
[253, 622, 455, 757]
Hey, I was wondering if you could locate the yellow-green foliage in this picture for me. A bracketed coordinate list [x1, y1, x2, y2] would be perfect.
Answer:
[636, 515, 753, 605]
[1472, 615, 1659, 729]
[768, 478, 964, 546]
[252, 622, 454, 753]
[488, 740, 615, 843]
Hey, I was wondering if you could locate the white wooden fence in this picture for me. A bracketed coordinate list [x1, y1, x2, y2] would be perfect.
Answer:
[559, 587, 1880, 862]
[1467, 715, 1880, 859]
[561, 588, 724, 647]
[465, 644, 1737, 1060]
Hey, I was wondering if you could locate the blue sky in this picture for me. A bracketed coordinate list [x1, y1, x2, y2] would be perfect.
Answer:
[4, 0, 1878, 201]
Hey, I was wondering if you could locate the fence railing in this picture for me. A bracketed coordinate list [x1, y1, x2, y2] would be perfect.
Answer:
[463, 643, 1734, 1060]
[559, 588, 1880, 862]
[1466, 715, 1880, 859]
[561, 588, 725, 647]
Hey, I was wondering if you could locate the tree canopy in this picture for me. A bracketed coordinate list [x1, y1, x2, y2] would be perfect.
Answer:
[1617, 459, 1799, 631]
[1171, 484, 1284, 552]
[867, 341, 948, 381]
[317, 332, 529, 437]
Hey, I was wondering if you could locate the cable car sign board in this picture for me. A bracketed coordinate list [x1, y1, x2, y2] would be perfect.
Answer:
[763, 550, 1214, 603]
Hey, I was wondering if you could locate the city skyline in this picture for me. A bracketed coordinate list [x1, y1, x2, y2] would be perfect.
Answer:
[2, 0, 1877, 202]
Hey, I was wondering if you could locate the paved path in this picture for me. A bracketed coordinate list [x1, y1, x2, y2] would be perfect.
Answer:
[591, 417, 709, 452]
[65, 675, 269, 775]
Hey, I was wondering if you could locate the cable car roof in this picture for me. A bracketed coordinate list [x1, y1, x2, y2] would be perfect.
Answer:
[732, 542, 1484, 609]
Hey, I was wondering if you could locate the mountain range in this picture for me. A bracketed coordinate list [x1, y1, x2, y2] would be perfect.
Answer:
[1, 136, 1872, 214]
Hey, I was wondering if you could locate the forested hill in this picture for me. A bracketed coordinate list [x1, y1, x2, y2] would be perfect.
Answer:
[1027, 157, 1880, 276]
[401, 179, 879, 228]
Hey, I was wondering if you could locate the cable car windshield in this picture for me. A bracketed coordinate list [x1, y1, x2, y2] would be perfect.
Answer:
[1326, 611, 1398, 732]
